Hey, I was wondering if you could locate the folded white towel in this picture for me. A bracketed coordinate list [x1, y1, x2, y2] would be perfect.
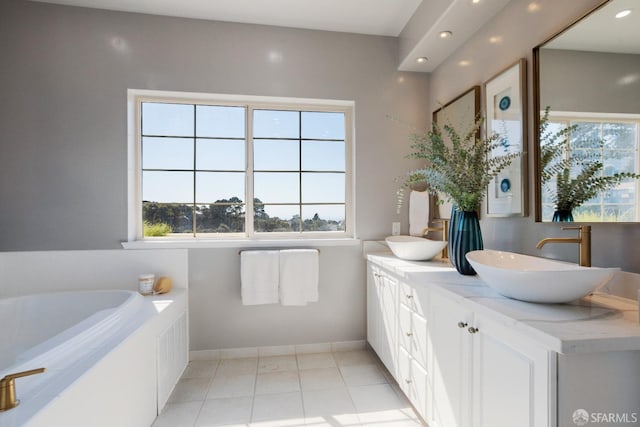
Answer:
[240, 250, 280, 305]
[409, 190, 430, 236]
[279, 249, 319, 306]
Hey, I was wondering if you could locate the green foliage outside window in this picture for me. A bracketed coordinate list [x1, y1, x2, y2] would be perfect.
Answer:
[143, 197, 343, 235]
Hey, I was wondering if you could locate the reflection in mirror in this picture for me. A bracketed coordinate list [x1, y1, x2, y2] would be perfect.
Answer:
[534, 0, 640, 222]
[432, 86, 481, 219]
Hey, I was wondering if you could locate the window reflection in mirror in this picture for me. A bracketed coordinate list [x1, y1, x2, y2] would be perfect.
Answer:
[540, 114, 639, 221]
[534, 0, 640, 222]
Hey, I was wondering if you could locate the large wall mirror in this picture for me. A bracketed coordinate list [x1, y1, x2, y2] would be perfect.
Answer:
[432, 86, 481, 219]
[533, 0, 640, 222]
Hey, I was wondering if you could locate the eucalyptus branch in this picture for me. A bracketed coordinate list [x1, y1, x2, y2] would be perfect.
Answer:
[406, 116, 520, 212]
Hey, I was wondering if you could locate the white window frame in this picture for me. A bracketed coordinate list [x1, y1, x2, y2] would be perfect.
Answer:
[543, 111, 640, 222]
[124, 89, 357, 248]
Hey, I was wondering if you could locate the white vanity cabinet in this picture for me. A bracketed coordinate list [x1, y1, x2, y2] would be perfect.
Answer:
[366, 262, 398, 376]
[428, 290, 553, 427]
[366, 257, 554, 427]
[366, 253, 640, 427]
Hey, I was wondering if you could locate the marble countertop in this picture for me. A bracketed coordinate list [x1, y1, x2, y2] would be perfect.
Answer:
[367, 251, 640, 354]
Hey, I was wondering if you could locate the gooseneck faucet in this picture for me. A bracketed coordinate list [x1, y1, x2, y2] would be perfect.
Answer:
[421, 218, 450, 259]
[536, 225, 591, 267]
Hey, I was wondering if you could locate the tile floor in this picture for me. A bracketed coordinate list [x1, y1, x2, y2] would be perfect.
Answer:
[152, 349, 425, 427]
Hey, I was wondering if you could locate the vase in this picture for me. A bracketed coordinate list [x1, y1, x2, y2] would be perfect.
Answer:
[449, 210, 483, 275]
[552, 209, 574, 222]
[447, 205, 458, 266]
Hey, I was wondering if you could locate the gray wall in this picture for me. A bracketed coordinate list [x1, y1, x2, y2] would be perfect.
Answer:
[0, 0, 429, 350]
[428, 0, 640, 274]
[540, 49, 640, 114]
[5, 0, 638, 352]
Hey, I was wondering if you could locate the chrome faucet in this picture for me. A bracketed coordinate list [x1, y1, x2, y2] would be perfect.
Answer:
[536, 225, 591, 267]
[421, 218, 449, 259]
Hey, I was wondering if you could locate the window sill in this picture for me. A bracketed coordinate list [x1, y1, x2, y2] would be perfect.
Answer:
[121, 238, 361, 250]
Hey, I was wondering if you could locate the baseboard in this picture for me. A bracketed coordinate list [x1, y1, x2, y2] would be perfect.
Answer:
[189, 340, 367, 360]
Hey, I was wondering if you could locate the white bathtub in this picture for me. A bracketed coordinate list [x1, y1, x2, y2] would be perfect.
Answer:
[0, 290, 143, 374]
[0, 289, 187, 427]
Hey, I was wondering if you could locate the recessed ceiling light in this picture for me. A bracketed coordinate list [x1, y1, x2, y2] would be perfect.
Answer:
[489, 35, 503, 44]
[416, 57, 428, 64]
[472, 0, 480, 4]
[527, 2, 540, 13]
[439, 31, 453, 39]
[616, 9, 632, 18]
[458, 60, 471, 67]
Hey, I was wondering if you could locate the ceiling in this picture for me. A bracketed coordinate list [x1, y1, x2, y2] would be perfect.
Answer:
[31, 0, 423, 36]
[31, 0, 513, 72]
[544, 0, 640, 54]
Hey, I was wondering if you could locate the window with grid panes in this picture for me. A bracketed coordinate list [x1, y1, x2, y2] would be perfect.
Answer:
[136, 93, 353, 239]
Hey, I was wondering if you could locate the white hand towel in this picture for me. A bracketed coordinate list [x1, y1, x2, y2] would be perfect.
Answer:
[409, 190, 430, 236]
[241, 250, 280, 305]
[279, 249, 319, 306]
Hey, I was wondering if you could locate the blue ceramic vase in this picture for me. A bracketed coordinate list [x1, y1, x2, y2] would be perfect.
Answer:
[449, 209, 483, 275]
[552, 209, 574, 222]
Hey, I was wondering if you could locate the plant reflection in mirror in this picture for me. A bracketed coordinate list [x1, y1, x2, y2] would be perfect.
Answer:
[540, 107, 640, 218]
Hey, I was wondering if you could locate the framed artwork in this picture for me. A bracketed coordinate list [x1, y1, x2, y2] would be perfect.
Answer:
[484, 58, 528, 217]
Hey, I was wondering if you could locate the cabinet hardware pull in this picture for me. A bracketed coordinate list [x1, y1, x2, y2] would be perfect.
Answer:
[405, 294, 413, 299]
[405, 379, 412, 384]
[457, 322, 468, 328]
[468, 327, 479, 334]
[406, 332, 413, 337]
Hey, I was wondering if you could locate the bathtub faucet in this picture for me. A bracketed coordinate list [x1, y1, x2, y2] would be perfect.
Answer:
[0, 367, 46, 412]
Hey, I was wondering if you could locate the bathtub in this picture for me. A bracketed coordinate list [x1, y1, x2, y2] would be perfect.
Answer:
[0, 289, 187, 427]
[0, 290, 143, 374]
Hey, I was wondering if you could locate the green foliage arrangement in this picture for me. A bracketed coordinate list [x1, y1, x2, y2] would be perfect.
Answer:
[143, 221, 172, 237]
[539, 107, 640, 212]
[407, 117, 519, 212]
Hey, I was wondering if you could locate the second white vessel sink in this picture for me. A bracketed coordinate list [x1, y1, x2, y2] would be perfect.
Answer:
[465, 250, 619, 303]
[385, 235, 447, 261]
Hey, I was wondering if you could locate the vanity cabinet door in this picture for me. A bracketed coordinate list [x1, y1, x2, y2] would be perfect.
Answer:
[366, 264, 380, 353]
[366, 263, 397, 377]
[428, 291, 473, 427]
[428, 289, 553, 427]
[471, 314, 553, 427]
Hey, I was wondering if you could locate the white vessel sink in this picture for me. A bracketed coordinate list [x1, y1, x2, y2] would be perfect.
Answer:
[385, 235, 447, 261]
[465, 250, 619, 304]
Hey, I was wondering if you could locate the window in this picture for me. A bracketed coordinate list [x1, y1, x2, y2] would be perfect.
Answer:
[541, 113, 640, 221]
[130, 90, 353, 240]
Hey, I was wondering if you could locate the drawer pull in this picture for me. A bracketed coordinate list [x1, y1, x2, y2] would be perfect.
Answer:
[457, 322, 468, 328]
[406, 332, 413, 337]
[468, 327, 479, 334]
[405, 294, 413, 299]
[405, 379, 412, 384]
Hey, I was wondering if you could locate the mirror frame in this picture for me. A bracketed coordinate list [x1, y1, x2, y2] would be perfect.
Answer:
[532, 0, 614, 222]
[432, 85, 481, 219]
